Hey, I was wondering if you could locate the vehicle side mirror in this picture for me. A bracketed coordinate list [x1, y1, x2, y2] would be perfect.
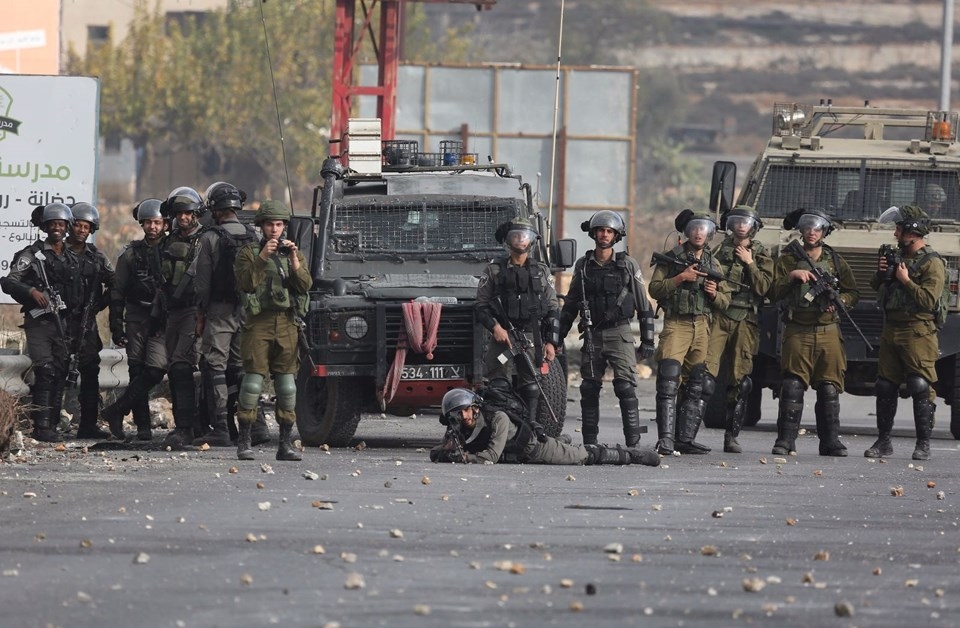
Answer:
[551, 238, 577, 269]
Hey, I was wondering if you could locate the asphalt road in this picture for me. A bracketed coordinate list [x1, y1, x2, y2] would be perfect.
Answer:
[1, 380, 958, 628]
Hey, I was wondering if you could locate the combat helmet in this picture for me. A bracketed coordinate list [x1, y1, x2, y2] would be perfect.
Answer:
[133, 198, 164, 222]
[162, 186, 204, 217]
[721, 204, 763, 236]
[581, 210, 626, 245]
[495, 216, 540, 254]
[674, 209, 717, 242]
[70, 202, 100, 233]
[39, 202, 73, 227]
[254, 199, 292, 225]
[879, 205, 930, 237]
[783, 208, 835, 237]
[205, 181, 246, 212]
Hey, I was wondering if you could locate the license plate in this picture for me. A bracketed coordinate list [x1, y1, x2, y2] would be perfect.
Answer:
[400, 365, 464, 380]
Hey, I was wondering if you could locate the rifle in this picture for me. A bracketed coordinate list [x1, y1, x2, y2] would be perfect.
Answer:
[31, 251, 79, 385]
[785, 239, 874, 352]
[650, 250, 750, 290]
[67, 271, 100, 389]
[294, 315, 317, 372]
[445, 424, 469, 463]
[489, 296, 560, 426]
[578, 261, 597, 379]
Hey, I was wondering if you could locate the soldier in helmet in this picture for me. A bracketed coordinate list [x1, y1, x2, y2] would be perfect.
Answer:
[431, 388, 659, 466]
[64, 202, 117, 439]
[867, 205, 945, 460]
[102, 199, 169, 441]
[156, 186, 207, 449]
[769, 208, 859, 457]
[234, 200, 312, 461]
[922, 183, 947, 218]
[705, 205, 774, 453]
[475, 217, 561, 429]
[559, 210, 656, 447]
[648, 209, 730, 455]
[192, 182, 262, 447]
[1, 203, 83, 442]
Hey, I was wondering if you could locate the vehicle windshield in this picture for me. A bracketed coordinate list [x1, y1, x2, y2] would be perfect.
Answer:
[330, 197, 521, 254]
[753, 160, 960, 222]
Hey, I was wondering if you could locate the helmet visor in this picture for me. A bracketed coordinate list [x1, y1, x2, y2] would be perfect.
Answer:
[726, 215, 756, 232]
[684, 218, 716, 240]
[797, 214, 830, 234]
[506, 227, 536, 252]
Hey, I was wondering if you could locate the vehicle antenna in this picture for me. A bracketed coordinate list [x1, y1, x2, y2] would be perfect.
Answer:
[259, 0, 294, 210]
[546, 0, 566, 247]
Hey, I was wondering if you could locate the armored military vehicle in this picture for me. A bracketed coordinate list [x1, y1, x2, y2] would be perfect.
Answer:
[707, 102, 960, 438]
[291, 128, 575, 446]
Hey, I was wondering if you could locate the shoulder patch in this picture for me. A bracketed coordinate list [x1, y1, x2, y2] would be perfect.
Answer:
[478, 274, 488, 289]
[15, 255, 31, 272]
[634, 268, 644, 281]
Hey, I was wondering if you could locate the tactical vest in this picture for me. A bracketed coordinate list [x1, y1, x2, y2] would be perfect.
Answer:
[662, 245, 711, 317]
[127, 240, 164, 306]
[76, 245, 103, 310]
[161, 228, 203, 306]
[785, 244, 841, 315]
[579, 252, 635, 327]
[715, 237, 765, 321]
[29, 242, 82, 309]
[209, 224, 257, 303]
[494, 258, 548, 326]
[878, 245, 942, 322]
[461, 410, 532, 462]
[241, 244, 309, 317]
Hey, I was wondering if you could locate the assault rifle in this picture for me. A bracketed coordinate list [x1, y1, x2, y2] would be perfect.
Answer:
[294, 315, 316, 372]
[785, 239, 874, 352]
[67, 275, 101, 389]
[490, 296, 560, 426]
[31, 251, 79, 385]
[578, 262, 597, 378]
[650, 250, 750, 290]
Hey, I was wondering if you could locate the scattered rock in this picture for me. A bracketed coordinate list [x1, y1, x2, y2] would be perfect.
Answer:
[133, 553, 150, 564]
[303, 471, 319, 480]
[742, 578, 765, 592]
[835, 601, 855, 617]
[344, 572, 365, 589]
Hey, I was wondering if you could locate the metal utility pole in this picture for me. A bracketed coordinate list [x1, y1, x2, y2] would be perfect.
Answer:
[940, 0, 954, 111]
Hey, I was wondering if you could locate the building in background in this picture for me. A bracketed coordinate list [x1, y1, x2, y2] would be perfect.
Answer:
[0, 1, 60, 75]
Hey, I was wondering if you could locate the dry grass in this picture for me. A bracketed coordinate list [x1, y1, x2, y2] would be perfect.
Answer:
[0, 390, 24, 456]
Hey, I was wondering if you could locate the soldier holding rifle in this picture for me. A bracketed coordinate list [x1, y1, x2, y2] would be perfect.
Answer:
[559, 210, 656, 447]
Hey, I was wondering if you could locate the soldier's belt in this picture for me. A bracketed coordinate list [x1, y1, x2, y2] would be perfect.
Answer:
[786, 321, 838, 332]
[595, 318, 630, 331]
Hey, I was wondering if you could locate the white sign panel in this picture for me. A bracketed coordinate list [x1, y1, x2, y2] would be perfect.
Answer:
[0, 30, 47, 52]
[0, 74, 99, 303]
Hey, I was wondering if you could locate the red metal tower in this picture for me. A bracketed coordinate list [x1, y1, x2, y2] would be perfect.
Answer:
[331, 0, 496, 145]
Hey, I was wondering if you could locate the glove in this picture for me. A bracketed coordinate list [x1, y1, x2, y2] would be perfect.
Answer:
[112, 332, 127, 348]
[531, 421, 548, 443]
[636, 342, 655, 361]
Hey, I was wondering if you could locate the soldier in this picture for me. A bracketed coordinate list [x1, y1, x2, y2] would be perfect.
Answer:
[65, 202, 117, 439]
[559, 210, 656, 447]
[192, 182, 259, 447]
[866, 205, 945, 460]
[234, 200, 312, 461]
[1, 203, 82, 442]
[768, 208, 859, 457]
[102, 199, 169, 442]
[475, 217, 560, 427]
[922, 183, 946, 218]
[430, 388, 659, 466]
[156, 187, 207, 449]
[705, 205, 774, 453]
[648, 209, 730, 455]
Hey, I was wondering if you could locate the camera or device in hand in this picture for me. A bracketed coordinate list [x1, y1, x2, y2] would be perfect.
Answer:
[879, 244, 901, 282]
[277, 244, 291, 256]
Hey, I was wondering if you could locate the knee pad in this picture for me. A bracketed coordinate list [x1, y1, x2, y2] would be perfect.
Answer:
[701, 372, 716, 398]
[815, 381, 840, 403]
[656, 359, 681, 397]
[273, 373, 297, 411]
[905, 375, 930, 400]
[239, 373, 264, 411]
[580, 378, 602, 401]
[612, 378, 635, 401]
[737, 375, 753, 398]
[780, 376, 806, 403]
[875, 377, 899, 401]
[168, 362, 193, 382]
[685, 363, 707, 400]
[519, 383, 539, 402]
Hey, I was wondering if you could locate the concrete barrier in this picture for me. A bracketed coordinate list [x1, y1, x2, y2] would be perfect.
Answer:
[0, 349, 129, 396]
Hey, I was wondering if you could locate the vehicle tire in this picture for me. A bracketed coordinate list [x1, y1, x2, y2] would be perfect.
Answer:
[295, 370, 368, 447]
[952, 361, 960, 440]
[538, 362, 567, 438]
[743, 385, 763, 428]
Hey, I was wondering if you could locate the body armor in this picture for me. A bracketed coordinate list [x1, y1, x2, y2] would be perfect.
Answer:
[494, 257, 549, 327]
[161, 229, 203, 306]
[126, 240, 164, 306]
[877, 245, 937, 319]
[582, 252, 635, 327]
[662, 245, 713, 317]
[242, 244, 307, 316]
[715, 238, 766, 321]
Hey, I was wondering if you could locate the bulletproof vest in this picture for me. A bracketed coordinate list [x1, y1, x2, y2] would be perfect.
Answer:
[460, 409, 532, 461]
[878, 245, 942, 321]
[209, 224, 256, 302]
[76, 245, 103, 309]
[581, 252, 635, 326]
[494, 257, 548, 326]
[242, 243, 308, 316]
[662, 245, 709, 317]
[715, 237, 765, 320]
[127, 240, 164, 305]
[161, 228, 203, 305]
[30, 242, 82, 309]
[785, 244, 841, 314]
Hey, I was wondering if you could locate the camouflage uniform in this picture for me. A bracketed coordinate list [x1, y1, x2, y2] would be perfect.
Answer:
[648, 210, 731, 455]
[560, 210, 656, 447]
[234, 200, 312, 462]
[768, 209, 859, 457]
[866, 205, 945, 460]
[705, 206, 775, 453]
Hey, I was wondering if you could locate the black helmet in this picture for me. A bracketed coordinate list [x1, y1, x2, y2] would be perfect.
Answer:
[879, 205, 930, 237]
[133, 198, 164, 222]
[441, 388, 479, 426]
[204, 181, 246, 212]
[581, 210, 626, 244]
[675, 209, 717, 241]
[721, 204, 763, 235]
[162, 186, 204, 217]
[784, 208, 834, 236]
[495, 217, 539, 254]
[70, 202, 100, 233]
[40, 202, 73, 227]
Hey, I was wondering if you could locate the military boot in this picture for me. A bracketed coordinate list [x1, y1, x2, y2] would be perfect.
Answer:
[723, 397, 744, 454]
[30, 366, 62, 443]
[815, 384, 847, 457]
[194, 413, 233, 447]
[772, 379, 803, 455]
[580, 396, 600, 446]
[675, 397, 711, 454]
[619, 396, 644, 447]
[276, 422, 302, 461]
[912, 398, 934, 461]
[864, 395, 897, 458]
[655, 393, 676, 455]
[237, 420, 255, 461]
[584, 444, 660, 467]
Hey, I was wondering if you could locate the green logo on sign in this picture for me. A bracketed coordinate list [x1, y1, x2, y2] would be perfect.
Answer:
[0, 86, 23, 142]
